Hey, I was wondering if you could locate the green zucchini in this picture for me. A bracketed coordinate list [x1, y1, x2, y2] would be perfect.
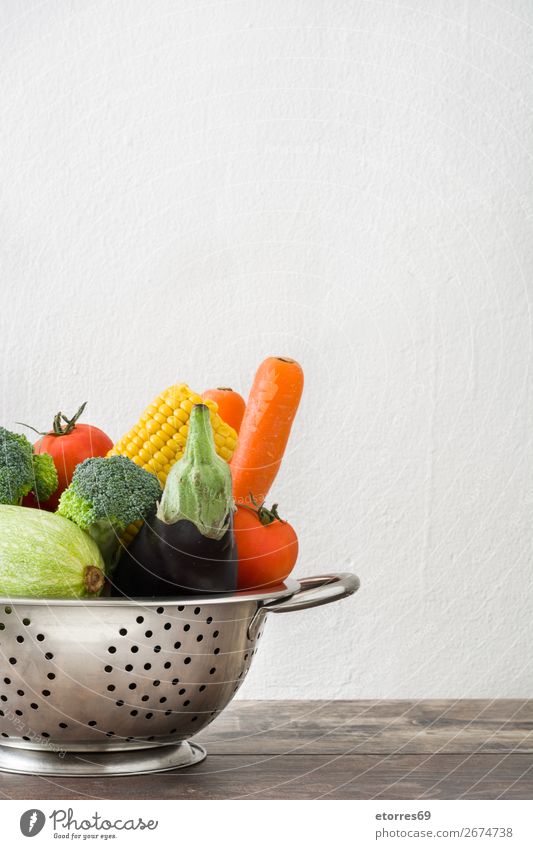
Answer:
[0, 506, 105, 598]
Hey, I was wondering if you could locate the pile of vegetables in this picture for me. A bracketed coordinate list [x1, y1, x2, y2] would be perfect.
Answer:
[0, 356, 304, 599]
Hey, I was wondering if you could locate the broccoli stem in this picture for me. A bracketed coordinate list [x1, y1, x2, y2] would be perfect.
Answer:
[85, 520, 122, 572]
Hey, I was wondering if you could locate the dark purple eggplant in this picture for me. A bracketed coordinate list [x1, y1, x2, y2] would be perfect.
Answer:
[111, 404, 237, 598]
[110, 510, 236, 597]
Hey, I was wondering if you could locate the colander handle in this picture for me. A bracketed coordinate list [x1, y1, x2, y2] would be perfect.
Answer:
[264, 573, 360, 614]
[248, 573, 359, 639]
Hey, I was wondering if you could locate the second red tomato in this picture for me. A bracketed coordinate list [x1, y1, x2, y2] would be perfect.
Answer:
[234, 503, 298, 590]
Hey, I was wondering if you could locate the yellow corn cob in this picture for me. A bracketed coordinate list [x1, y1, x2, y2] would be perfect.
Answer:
[109, 383, 237, 485]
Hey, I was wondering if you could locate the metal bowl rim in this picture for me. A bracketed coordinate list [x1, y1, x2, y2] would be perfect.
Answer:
[0, 577, 299, 608]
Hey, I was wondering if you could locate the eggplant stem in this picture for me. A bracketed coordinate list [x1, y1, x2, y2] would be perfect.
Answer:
[156, 404, 233, 539]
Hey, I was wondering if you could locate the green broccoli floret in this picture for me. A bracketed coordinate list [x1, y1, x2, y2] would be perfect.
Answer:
[31, 454, 59, 503]
[0, 427, 33, 503]
[0, 427, 36, 504]
[0, 427, 59, 505]
[57, 455, 162, 568]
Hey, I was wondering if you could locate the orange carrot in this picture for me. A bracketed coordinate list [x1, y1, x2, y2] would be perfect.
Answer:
[202, 387, 246, 434]
[231, 357, 304, 506]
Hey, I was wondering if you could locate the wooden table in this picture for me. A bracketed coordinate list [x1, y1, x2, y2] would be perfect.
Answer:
[0, 700, 531, 799]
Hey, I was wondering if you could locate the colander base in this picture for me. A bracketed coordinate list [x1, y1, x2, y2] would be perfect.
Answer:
[0, 740, 206, 776]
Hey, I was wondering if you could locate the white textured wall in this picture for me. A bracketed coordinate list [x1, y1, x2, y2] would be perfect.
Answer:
[0, 1, 532, 698]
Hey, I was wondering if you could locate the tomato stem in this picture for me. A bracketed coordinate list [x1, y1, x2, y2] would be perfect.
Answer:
[52, 402, 87, 435]
[17, 402, 87, 438]
[241, 493, 286, 525]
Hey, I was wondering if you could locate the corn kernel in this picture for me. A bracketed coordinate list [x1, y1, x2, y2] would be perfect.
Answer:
[138, 448, 151, 463]
[160, 445, 175, 460]
[179, 424, 189, 438]
[169, 435, 185, 451]
[132, 455, 144, 466]
[153, 450, 167, 466]
[165, 387, 186, 407]
[174, 408, 188, 424]
[161, 422, 176, 437]
[145, 419, 159, 434]
[149, 433, 164, 450]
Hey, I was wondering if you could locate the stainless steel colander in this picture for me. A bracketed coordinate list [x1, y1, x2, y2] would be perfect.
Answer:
[0, 572, 359, 775]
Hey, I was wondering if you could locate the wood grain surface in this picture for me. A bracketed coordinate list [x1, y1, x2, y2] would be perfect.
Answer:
[0, 700, 531, 799]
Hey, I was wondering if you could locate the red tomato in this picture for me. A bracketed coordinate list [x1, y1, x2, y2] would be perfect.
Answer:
[234, 503, 298, 590]
[23, 403, 113, 511]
